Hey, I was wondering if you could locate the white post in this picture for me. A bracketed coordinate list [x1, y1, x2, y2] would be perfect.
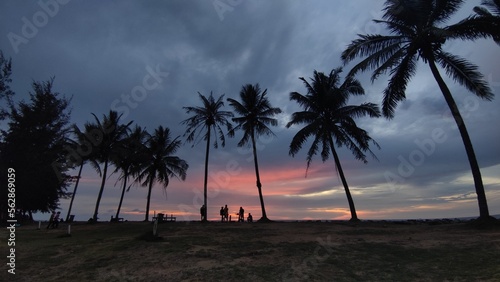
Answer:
[153, 219, 158, 237]
[38, 221, 41, 230]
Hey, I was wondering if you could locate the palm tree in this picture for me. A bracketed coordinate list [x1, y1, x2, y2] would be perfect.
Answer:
[473, 0, 500, 44]
[227, 84, 282, 222]
[182, 92, 233, 222]
[135, 126, 188, 221]
[64, 124, 97, 222]
[112, 125, 149, 220]
[287, 68, 380, 222]
[341, 0, 494, 220]
[84, 110, 132, 221]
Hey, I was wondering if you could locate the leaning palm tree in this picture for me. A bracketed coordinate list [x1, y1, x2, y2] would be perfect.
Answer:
[341, 0, 494, 220]
[84, 110, 132, 221]
[182, 92, 233, 222]
[287, 68, 381, 222]
[227, 84, 282, 222]
[64, 124, 98, 222]
[112, 125, 149, 220]
[135, 126, 188, 221]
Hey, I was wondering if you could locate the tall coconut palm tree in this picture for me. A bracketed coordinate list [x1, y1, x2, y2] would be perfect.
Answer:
[84, 110, 132, 221]
[227, 84, 282, 222]
[287, 68, 381, 222]
[182, 92, 233, 222]
[135, 126, 188, 221]
[341, 0, 494, 220]
[112, 125, 149, 220]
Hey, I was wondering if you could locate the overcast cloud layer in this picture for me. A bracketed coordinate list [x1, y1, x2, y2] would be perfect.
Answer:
[1, 0, 499, 221]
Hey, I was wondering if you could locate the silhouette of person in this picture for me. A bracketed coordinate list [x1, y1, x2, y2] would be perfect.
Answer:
[239, 206, 244, 222]
[46, 211, 55, 229]
[247, 213, 253, 222]
[53, 211, 61, 228]
[220, 206, 224, 222]
[224, 205, 229, 222]
[200, 205, 206, 221]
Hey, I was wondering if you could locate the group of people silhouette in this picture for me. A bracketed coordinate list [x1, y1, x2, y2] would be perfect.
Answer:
[199, 204, 253, 222]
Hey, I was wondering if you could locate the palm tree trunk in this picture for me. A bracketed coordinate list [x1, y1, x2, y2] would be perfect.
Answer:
[251, 131, 269, 221]
[329, 137, 359, 222]
[144, 176, 154, 221]
[202, 126, 211, 222]
[93, 158, 108, 221]
[428, 59, 490, 219]
[66, 162, 83, 222]
[115, 170, 128, 220]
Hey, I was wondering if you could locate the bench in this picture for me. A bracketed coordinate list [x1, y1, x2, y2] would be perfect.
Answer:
[153, 213, 176, 222]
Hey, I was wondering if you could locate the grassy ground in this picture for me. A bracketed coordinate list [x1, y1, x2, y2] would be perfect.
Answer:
[1, 220, 499, 281]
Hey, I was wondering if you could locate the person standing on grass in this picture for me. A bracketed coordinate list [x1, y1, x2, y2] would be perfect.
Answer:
[224, 205, 229, 222]
[200, 205, 206, 221]
[239, 206, 244, 222]
[46, 211, 55, 229]
[53, 211, 61, 228]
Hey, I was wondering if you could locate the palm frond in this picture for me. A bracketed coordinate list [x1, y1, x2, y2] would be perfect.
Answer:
[382, 53, 417, 118]
[435, 51, 494, 100]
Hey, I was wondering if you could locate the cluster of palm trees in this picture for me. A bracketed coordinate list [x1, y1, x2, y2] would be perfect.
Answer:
[66, 0, 498, 223]
[67, 111, 188, 222]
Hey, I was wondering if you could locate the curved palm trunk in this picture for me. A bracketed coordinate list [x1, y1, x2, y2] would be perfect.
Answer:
[144, 176, 154, 221]
[115, 170, 128, 220]
[251, 131, 269, 222]
[93, 158, 109, 221]
[66, 162, 83, 222]
[202, 126, 211, 222]
[428, 60, 490, 219]
[328, 137, 359, 222]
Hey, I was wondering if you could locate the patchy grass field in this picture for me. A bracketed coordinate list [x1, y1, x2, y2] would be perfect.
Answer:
[1, 220, 500, 281]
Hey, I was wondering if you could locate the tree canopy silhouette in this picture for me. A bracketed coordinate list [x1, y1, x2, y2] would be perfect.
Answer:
[0, 79, 72, 219]
[182, 92, 233, 222]
[287, 68, 380, 222]
[227, 84, 282, 222]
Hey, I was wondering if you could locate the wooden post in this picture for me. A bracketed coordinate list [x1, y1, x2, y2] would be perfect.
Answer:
[67, 224, 71, 235]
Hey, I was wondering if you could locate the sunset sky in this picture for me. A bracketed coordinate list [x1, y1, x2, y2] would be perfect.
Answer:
[1, 0, 499, 221]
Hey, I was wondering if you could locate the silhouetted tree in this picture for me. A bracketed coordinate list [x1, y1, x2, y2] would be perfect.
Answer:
[0, 79, 72, 219]
[113, 125, 148, 220]
[182, 92, 233, 222]
[342, 0, 494, 220]
[135, 126, 188, 221]
[287, 68, 380, 222]
[0, 51, 14, 120]
[83, 110, 132, 221]
[227, 84, 282, 222]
